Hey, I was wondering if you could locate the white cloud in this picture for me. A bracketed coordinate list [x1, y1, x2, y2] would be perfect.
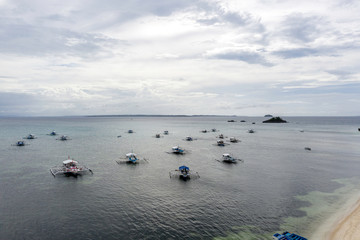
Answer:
[0, 0, 359, 116]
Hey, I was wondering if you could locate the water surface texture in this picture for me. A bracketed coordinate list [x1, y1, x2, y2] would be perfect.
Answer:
[0, 116, 359, 239]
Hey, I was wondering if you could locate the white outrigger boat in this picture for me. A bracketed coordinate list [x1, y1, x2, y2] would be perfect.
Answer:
[50, 157, 93, 177]
[116, 152, 148, 164]
[169, 146, 186, 154]
[217, 153, 243, 163]
[24, 134, 36, 139]
[228, 137, 240, 143]
[57, 135, 70, 141]
[169, 165, 200, 181]
[214, 140, 229, 146]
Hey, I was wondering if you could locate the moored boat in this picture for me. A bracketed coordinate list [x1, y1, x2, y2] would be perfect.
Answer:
[229, 137, 240, 143]
[216, 140, 225, 146]
[13, 140, 27, 146]
[24, 134, 36, 139]
[185, 136, 193, 141]
[220, 153, 242, 163]
[50, 157, 93, 177]
[169, 165, 200, 180]
[272, 231, 307, 240]
[172, 146, 185, 154]
[57, 135, 70, 141]
[116, 152, 148, 164]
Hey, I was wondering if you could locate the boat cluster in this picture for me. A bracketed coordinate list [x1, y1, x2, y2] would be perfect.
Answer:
[12, 131, 71, 146]
[15, 128, 244, 180]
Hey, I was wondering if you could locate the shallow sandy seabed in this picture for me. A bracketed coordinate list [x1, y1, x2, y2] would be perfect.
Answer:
[311, 194, 360, 240]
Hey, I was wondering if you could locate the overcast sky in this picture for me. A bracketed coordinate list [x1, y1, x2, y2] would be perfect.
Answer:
[0, 0, 359, 116]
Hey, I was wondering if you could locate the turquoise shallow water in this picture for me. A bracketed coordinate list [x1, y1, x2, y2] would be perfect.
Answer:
[0, 116, 359, 239]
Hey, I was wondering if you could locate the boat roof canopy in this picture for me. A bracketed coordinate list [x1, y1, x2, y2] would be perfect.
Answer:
[126, 153, 136, 157]
[223, 153, 230, 157]
[179, 165, 189, 171]
[63, 159, 78, 164]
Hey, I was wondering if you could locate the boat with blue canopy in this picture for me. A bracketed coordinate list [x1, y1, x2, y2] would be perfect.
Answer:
[12, 140, 28, 146]
[48, 131, 57, 136]
[24, 134, 36, 139]
[169, 165, 200, 180]
[170, 146, 185, 154]
[184, 136, 195, 141]
[116, 152, 148, 164]
[272, 231, 307, 240]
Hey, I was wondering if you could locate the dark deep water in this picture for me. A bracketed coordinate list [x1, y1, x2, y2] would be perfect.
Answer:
[0, 116, 359, 239]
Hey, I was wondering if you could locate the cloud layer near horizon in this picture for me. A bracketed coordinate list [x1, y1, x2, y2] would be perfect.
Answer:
[0, 0, 359, 116]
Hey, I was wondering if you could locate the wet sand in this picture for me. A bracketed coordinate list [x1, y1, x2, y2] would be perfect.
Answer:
[309, 191, 360, 240]
[328, 199, 360, 240]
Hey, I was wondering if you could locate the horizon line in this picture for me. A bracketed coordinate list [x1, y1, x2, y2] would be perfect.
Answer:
[0, 114, 359, 118]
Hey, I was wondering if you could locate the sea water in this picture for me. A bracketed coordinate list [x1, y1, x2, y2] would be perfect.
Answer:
[0, 116, 359, 240]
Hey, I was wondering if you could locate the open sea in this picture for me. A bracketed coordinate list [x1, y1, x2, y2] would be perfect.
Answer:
[0, 116, 359, 240]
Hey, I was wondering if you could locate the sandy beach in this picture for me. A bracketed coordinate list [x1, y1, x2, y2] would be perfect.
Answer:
[307, 186, 360, 240]
[328, 198, 360, 240]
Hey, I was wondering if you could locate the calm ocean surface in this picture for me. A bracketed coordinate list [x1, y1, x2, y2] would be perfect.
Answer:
[0, 116, 359, 240]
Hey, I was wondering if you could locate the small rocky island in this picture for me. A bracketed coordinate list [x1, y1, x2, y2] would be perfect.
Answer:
[263, 117, 287, 123]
